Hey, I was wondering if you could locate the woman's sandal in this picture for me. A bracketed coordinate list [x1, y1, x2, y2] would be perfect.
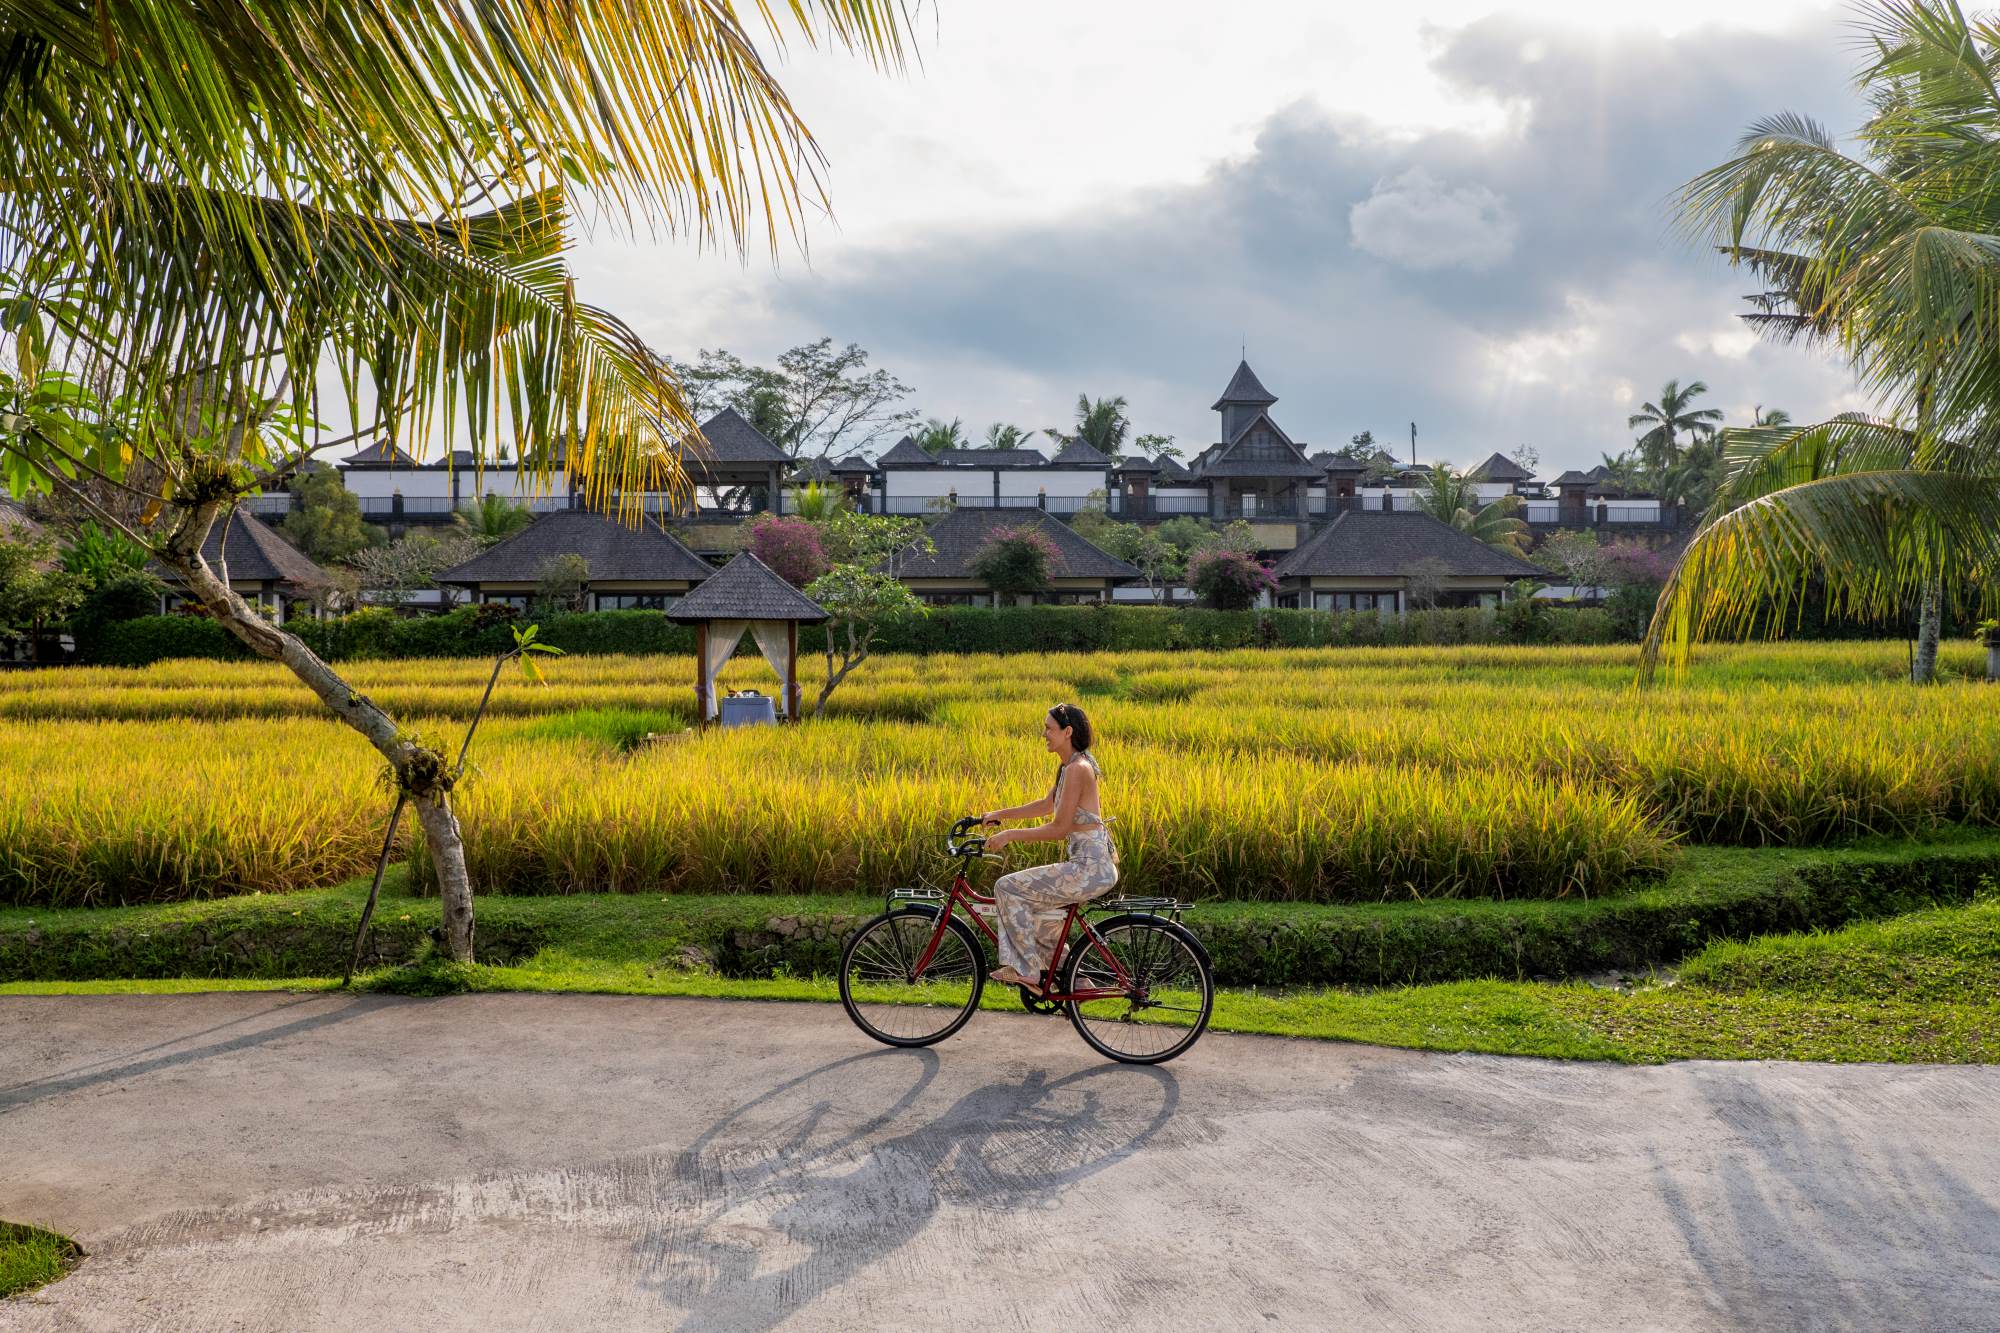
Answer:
[990, 967, 1043, 996]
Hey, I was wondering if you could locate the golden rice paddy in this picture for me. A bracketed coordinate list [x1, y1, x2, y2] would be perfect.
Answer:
[0, 642, 1987, 906]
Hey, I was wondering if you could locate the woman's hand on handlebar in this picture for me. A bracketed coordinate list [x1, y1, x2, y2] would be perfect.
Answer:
[979, 811, 1004, 829]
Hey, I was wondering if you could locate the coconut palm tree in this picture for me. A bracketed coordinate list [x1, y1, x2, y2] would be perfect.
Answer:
[454, 495, 534, 546]
[984, 422, 1030, 450]
[0, 2, 912, 961]
[1628, 379, 1724, 476]
[1074, 395, 1131, 454]
[1413, 465, 1530, 557]
[1653, 0, 2000, 684]
[1752, 406, 1792, 428]
[913, 417, 967, 455]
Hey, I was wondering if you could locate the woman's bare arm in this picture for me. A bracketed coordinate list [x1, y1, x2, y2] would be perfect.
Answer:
[982, 795, 1055, 824]
[998, 763, 1091, 845]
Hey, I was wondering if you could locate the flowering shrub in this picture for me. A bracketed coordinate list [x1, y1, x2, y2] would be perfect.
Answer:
[746, 514, 830, 587]
[969, 525, 1060, 596]
[1187, 547, 1277, 610]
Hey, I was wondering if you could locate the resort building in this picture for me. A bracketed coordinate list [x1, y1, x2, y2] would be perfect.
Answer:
[1272, 510, 1544, 612]
[890, 508, 1141, 605]
[153, 511, 332, 623]
[438, 509, 715, 611]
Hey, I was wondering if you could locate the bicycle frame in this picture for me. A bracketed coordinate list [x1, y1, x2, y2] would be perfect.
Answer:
[906, 862, 1139, 1003]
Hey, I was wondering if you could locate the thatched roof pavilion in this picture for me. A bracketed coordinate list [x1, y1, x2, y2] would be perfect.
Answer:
[667, 552, 828, 722]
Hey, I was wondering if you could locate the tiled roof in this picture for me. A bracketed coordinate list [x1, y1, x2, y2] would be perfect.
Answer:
[690, 407, 791, 465]
[157, 511, 332, 587]
[1153, 455, 1195, 482]
[1187, 410, 1324, 481]
[834, 453, 879, 474]
[1551, 469, 1594, 486]
[666, 551, 828, 623]
[1273, 510, 1544, 580]
[1048, 439, 1116, 467]
[438, 509, 715, 585]
[1210, 359, 1278, 409]
[934, 448, 1050, 467]
[1115, 454, 1159, 474]
[888, 508, 1140, 582]
[1469, 452, 1534, 482]
[342, 440, 421, 467]
[874, 436, 934, 467]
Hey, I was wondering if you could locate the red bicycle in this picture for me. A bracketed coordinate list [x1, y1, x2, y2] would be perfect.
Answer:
[838, 816, 1214, 1065]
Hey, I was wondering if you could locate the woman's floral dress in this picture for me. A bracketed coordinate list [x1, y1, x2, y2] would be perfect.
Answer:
[992, 756, 1119, 980]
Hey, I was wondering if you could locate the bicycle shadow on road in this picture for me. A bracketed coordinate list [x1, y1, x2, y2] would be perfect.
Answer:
[640, 1046, 1181, 1332]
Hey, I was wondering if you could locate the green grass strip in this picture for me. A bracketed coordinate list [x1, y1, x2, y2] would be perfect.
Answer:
[0, 1221, 82, 1299]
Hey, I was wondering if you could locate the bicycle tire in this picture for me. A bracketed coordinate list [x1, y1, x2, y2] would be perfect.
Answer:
[1061, 913, 1214, 1065]
[839, 907, 987, 1048]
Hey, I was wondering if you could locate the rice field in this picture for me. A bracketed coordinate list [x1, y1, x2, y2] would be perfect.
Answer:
[0, 642, 1989, 907]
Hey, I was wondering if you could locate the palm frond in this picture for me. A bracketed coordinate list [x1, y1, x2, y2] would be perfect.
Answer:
[1642, 469, 2000, 677]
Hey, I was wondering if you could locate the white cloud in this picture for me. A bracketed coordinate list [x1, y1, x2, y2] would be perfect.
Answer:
[1348, 168, 1519, 271]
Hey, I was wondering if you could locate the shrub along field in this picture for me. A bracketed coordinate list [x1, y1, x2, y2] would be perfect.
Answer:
[0, 641, 1991, 909]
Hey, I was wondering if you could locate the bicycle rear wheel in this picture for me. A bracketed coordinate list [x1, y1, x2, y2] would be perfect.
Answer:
[1062, 915, 1213, 1065]
[839, 908, 986, 1047]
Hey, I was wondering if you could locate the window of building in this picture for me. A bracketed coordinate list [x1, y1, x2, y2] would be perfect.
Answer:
[1313, 591, 1396, 612]
[481, 593, 531, 609]
[595, 593, 676, 612]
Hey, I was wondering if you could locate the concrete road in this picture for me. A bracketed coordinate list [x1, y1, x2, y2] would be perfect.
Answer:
[1, 994, 1997, 1332]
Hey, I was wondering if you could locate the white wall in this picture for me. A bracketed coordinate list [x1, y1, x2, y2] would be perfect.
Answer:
[997, 468, 1104, 499]
[884, 469, 981, 499]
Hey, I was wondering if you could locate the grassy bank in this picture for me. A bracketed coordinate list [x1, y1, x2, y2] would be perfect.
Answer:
[6, 837, 1997, 1065]
[0, 1222, 82, 1299]
[9, 837, 1999, 989]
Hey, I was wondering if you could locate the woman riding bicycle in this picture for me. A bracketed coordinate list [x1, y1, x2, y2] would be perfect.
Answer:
[978, 702, 1119, 996]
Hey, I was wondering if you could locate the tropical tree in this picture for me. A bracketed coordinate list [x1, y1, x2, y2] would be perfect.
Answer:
[0, 2, 911, 961]
[1597, 451, 1643, 491]
[454, 494, 534, 546]
[913, 417, 967, 455]
[280, 469, 381, 564]
[1652, 0, 2000, 684]
[1412, 465, 1530, 556]
[350, 531, 484, 610]
[1134, 431, 1181, 461]
[1752, 406, 1791, 428]
[1627, 379, 1724, 476]
[1073, 395, 1131, 454]
[984, 423, 1031, 450]
[969, 526, 1059, 600]
[788, 481, 845, 523]
[671, 341, 916, 459]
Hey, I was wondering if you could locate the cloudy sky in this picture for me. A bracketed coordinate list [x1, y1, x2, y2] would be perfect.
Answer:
[573, 1, 1874, 473]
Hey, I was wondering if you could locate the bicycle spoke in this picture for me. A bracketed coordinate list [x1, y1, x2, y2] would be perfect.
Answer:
[1065, 920, 1212, 1064]
[841, 912, 983, 1047]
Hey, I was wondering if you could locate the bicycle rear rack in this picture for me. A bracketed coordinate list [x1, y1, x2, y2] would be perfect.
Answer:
[1089, 895, 1193, 917]
[889, 886, 947, 903]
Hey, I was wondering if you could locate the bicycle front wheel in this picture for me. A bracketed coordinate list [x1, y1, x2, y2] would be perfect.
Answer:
[1062, 915, 1213, 1065]
[839, 908, 986, 1047]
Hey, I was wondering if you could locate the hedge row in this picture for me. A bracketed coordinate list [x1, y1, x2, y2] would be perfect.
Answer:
[82, 601, 1622, 665]
[8, 842, 1993, 988]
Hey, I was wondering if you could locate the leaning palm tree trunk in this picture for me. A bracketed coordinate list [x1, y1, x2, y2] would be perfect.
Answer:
[159, 498, 477, 956]
[1912, 578, 1943, 684]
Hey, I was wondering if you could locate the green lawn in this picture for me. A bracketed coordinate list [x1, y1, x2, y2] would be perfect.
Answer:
[7, 836, 1998, 1065]
[0, 1222, 82, 1299]
[10, 891, 1997, 1065]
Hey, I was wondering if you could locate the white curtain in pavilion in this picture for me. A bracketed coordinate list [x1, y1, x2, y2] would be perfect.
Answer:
[750, 620, 795, 714]
[701, 619, 748, 719]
